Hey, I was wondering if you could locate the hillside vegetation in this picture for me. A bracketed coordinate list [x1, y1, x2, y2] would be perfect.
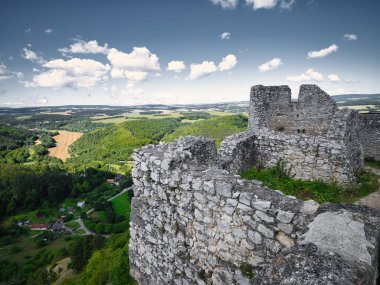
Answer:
[162, 114, 248, 146]
[68, 118, 183, 167]
[0, 124, 36, 151]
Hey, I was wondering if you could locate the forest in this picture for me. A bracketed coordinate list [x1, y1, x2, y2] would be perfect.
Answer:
[0, 112, 249, 285]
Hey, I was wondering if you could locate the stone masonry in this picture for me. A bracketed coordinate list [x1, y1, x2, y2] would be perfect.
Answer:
[246, 84, 363, 184]
[130, 137, 380, 284]
[360, 113, 380, 161]
[129, 85, 380, 284]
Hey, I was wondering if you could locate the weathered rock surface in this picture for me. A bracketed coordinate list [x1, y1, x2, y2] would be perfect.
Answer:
[129, 136, 380, 285]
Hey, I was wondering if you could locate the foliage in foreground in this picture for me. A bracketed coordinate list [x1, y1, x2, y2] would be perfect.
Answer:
[61, 234, 137, 285]
[241, 162, 379, 204]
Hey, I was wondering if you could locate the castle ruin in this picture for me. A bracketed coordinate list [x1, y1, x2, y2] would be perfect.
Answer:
[129, 85, 380, 284]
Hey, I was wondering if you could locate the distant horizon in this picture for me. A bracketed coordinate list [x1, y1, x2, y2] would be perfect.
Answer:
[1, 0, 379, 106]
[1, 92, 379, 109]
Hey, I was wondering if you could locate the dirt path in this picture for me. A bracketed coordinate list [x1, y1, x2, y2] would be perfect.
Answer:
[76, 218, 95, 235]
[48, 130, 83, 161]
[355, 167, 380, 210]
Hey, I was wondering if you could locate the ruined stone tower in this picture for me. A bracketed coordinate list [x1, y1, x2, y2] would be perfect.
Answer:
[245, 84, 363, 184]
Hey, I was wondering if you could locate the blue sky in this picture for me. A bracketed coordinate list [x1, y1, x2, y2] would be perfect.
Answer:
[0, 0, 379, 106]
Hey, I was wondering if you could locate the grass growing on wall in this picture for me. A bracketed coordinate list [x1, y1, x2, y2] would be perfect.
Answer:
[241, 163, 379, 204]
[365, 157, 380, 169]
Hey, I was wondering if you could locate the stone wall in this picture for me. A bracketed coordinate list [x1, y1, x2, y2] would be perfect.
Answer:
[130, 137, 380, 285]
[248, 85, 337, 136]
[360, 113, 380, 161]
[247, 84, 363, 184]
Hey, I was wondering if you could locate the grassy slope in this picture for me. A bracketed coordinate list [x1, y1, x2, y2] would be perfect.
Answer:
[162, 114, 248, 146]
[68, 118, 183, 165]
[111, 192, 131, 219]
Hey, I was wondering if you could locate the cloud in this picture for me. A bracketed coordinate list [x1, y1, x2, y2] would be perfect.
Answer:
[306, 68, 323, 81]
[122, 82, 144, 96]
[328, 74, 340, 82]
[286, 68, 323, 82]
[220, 32, 231, 40]
[0, 63, 13, 80]
[218, 54, 237, 71]
[307, 44, 338, 59]
[107, 47, 160, 72]
[280, 0, 295, 9]
[0, 89, 6, 96]
[343, 34, 357, 41]
[286, 73, 310, 82]
[25, 28, 31, 33]
[246, 0, 277, 9]
[21, 48, 46, 65]
[31, 58, 110, 89]
[209, 0, 238, 9]
[345, 78, 358, 83]
[188, 61, 218, 80]
[45, 28, 53, 34]
[59, 40, 109, 55]
[111, 69, 148, 81]
[258, 57, 283, 72]
[188, 54, 237, 80]
[167, 61, 186, 73]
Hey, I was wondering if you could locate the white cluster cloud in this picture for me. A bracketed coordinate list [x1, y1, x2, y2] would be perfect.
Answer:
[25, 42, 161, 94]
[59, 40, 109, 55]
[45, 28, 53, 34]
[258, 57, 283, 73]
[107, 47, 160, 82]
[188, 54, 237, 80]
[188, 61, 218, 80]
[307, 44, 338, 59]
[32, 58, 110, 89]
[286, 68, 323, 82]
[0, 63, 12, 80]
[245, 0, 295, 10]
[328, 74, 340, 82]
[209, 0, 238, 9]
[111, 69, 148, 81]
[218, 54, 237, 71]
[246, 0, 277, 9]
[21, 48, 46, 65]
[167, 61, 186, 73]
[220, 32, 231, 40]
[343, 34, 357, 41]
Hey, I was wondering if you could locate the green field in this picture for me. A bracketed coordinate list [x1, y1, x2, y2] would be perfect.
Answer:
[111, 191, 131, 219]
[162, 114, 248, 146]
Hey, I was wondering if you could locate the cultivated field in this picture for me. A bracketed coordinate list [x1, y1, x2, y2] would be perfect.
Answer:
[48, 130, 83, 161]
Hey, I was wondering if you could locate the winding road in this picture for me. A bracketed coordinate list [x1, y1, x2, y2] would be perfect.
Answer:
[73, 187, 132, 236]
